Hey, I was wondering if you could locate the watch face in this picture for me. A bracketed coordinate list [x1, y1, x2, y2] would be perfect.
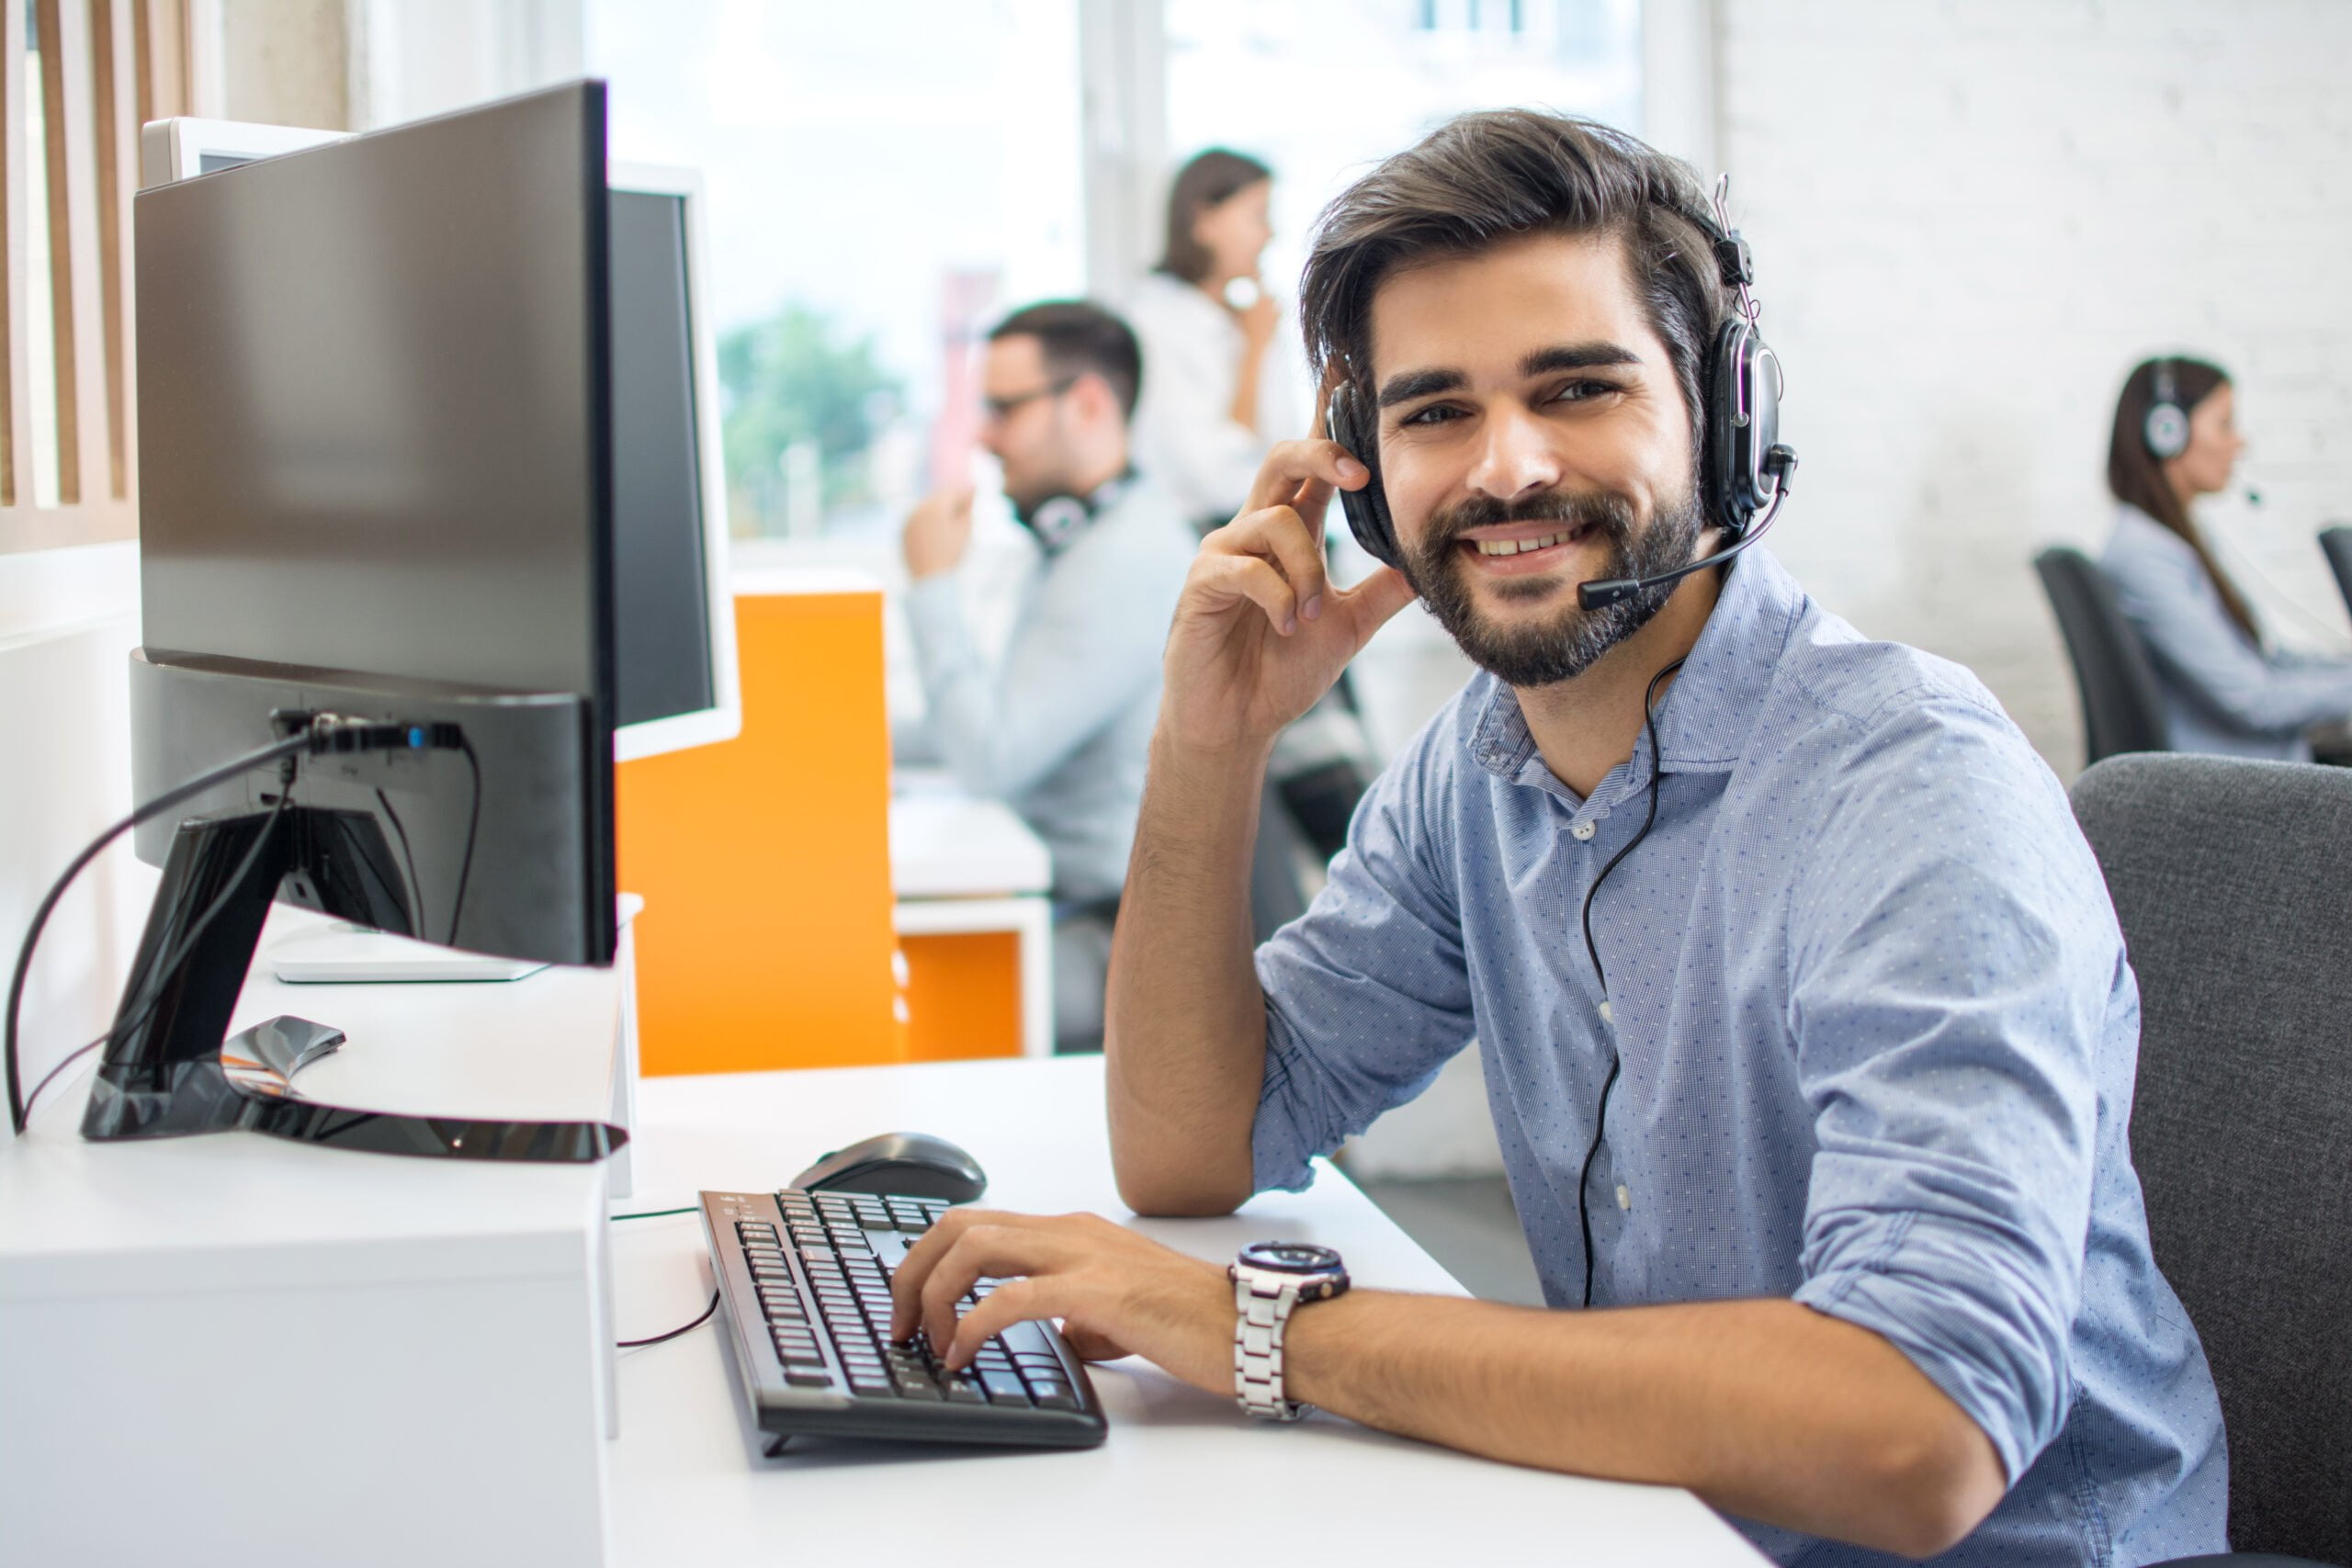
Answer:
[1240, 1241, 1343, 1275]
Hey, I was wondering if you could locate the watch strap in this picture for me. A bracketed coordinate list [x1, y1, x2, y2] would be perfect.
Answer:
[1232, 1268, 1306, 1419]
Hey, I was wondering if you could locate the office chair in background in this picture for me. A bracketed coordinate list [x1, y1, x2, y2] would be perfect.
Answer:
[2071, 753, 2352, 1568]
[2035, 547, 2173, 765]
[2320, 525, 2352, 621]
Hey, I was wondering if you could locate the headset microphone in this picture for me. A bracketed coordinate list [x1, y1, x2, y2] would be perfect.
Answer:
[1579, 445, 1797, 609]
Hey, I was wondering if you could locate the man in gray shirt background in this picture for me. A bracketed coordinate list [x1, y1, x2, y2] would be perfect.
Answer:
[900, 301, 1195, 1050]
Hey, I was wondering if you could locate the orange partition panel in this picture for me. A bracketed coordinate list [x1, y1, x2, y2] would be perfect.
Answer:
[899, 931, 1023, 1061]
[616, 590, 901, 1074]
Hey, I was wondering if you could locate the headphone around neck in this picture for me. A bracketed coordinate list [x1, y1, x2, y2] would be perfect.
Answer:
[2143, 359, 2190, 461]
[1326, 174, 1798, 611]
[1017, 468, 1138, 557]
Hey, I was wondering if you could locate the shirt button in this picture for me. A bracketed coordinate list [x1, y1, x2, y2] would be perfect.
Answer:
[1571, 820, 1597, 841]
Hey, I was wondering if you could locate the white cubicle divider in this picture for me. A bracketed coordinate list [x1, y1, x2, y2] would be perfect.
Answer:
[0, 909, 634, 1567]
[888, 784, 1057, 1057]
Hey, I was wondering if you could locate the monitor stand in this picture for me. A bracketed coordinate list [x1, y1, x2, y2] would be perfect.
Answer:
[80, 807, 626, 1163]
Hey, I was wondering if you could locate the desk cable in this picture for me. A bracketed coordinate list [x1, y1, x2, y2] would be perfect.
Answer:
[609, 1204, 722, 1348]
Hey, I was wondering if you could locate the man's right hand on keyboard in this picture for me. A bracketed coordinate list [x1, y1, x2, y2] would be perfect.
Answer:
[887, 1206, 1232, 1394]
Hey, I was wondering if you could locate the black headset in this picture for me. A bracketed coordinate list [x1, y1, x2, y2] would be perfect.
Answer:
[1016, 468, 1139, 557]
[1324, 175, 1798, 611]
[2143, 358, 2190, 461]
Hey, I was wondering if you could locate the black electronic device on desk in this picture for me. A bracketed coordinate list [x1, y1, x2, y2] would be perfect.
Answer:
[699, 1187, 1107, 1452]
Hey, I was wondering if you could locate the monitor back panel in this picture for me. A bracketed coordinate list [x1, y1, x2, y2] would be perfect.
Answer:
[135, 83, 613, 713]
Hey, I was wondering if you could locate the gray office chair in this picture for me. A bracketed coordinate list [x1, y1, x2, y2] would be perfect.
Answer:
[2036, 547, 2172, 764]
[2320, 526, 2352, 621]
[2070, 754, 2352, 1566]
[1249, 779, 1316, 944]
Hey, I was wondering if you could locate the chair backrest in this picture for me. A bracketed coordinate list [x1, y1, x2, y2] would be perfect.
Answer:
[2320, 525, 2352, 621]
[2035, 547, 2172, 764]
[2069, 753, 2352, 1562]
[1249, 779, 1314, 945]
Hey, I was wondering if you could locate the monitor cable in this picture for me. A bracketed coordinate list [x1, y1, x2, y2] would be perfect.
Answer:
[1577, 656, 1684, 1311]
[16, 784, 300, 1128]
[6, 716, 461, 1135]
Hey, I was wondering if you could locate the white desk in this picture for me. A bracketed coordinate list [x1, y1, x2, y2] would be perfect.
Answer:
[606, 1058, 1765, 1565]
[888, 784, 1055, 1057]
[0, 912, 630, 1568]
[2, 974, 1763, 1566]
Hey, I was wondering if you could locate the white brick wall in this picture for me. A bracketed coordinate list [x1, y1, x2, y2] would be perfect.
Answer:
[1715, 0, 2352, 773]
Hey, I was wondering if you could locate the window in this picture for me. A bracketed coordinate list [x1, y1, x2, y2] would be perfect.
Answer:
[586, 0, 1084, 539]
[1164, 0, 1644, 308]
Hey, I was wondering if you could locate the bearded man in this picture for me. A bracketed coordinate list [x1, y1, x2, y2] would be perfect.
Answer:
[890, 112, 2223, 1567]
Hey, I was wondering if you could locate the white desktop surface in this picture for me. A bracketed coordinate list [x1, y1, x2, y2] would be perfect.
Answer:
[607, 1057, 1765, 1565]
[888, 781, 1052, 898]
[1, 908, 623, 1294]
[0, 909, 628, 1567]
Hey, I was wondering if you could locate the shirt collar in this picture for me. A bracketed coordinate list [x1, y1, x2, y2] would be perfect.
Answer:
[1465, 546, 1808, 798]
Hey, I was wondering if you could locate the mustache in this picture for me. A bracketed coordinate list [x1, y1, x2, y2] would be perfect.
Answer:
[1424, 488, 1638, 543]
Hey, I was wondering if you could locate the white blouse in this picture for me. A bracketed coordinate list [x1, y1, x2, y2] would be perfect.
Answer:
[1122, 270, 1306, 527]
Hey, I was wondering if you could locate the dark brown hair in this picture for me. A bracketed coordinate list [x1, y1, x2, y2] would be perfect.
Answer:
[2107, 356, 2255, 638]
[1299, 109, 1731, 458]
[1157, 148, 1273, 286]
[989, 300, 1144, 421]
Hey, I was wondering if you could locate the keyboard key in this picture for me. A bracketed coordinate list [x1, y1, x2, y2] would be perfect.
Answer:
[942, 1373, 987, 1404]
[1030, 1384, 1080, 1412]
[997, 1320, 1056, 1359]
[783, 1367, 833, 1388]
[979, 1370, 1031, 1404]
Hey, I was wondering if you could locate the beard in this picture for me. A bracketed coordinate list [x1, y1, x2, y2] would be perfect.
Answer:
[1401, 484, 1706, 689]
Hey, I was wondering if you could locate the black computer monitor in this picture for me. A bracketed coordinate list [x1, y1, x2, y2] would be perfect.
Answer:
[92, 82, 625, 1161]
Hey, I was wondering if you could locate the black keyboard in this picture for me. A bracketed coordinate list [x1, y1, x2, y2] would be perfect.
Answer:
[699, 1188, 1107, 1450]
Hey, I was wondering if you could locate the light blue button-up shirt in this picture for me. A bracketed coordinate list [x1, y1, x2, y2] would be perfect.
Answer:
[1250, 547, 2225, 1566]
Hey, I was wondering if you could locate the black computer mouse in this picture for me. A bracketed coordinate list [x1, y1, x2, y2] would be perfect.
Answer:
[792, 1131, 988, 1203]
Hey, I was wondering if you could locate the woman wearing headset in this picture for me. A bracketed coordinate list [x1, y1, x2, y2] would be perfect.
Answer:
[1124, 148, 1303, 533]
[2102, 355, 2352, 760]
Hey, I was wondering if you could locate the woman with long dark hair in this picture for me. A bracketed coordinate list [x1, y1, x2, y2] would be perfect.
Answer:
[2102, 355, 2352, 760]
[1124, 148, 1302, 531]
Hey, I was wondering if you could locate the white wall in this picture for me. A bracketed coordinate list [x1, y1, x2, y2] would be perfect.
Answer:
[1715, 0, 2352, 775]
[0, 547, 153, 1149]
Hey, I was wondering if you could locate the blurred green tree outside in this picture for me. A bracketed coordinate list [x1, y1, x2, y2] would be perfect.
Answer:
[718, 303, 903, 534]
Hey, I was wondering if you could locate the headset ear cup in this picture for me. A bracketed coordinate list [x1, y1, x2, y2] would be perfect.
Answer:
[1326, 387, 1402, 569]
[2144, 401, 2189, 460]
[1712, 320, 1769, 540]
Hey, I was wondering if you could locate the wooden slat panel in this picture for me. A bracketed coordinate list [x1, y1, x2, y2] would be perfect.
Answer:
[1, 0, 25, 510]
[91, 0, 130, 501]
[35, 0, 79, 503]
[133, 0, 188, 130]
[45, 0, 110, 512]
[0, 0, 176, 551]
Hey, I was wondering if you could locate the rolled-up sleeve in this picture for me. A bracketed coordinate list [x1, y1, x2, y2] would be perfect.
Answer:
[1250, 730, 1476, 1194]
[1786, 697, 2114, 1483]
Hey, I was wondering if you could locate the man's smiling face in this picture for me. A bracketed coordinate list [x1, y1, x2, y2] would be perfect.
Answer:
[1369, 229, 1706, 688]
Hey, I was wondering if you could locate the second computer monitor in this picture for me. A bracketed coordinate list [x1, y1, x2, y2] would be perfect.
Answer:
[140, 121, 742, 764]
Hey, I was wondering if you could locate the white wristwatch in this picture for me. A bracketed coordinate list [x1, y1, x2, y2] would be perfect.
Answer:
[1228, 1241, 1350, 1420]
